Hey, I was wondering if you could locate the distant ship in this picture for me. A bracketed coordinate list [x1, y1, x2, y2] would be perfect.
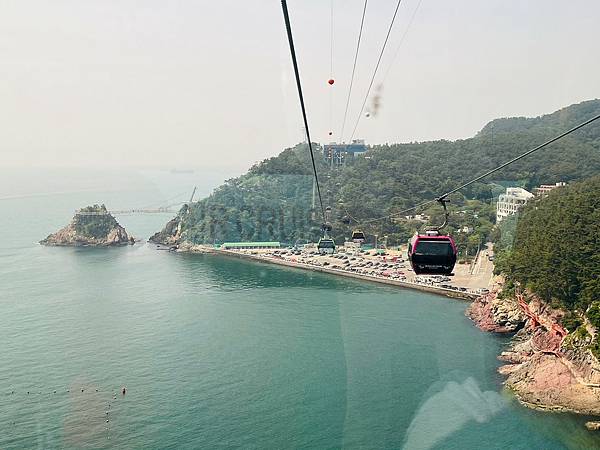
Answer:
[170, 169, 195, 174]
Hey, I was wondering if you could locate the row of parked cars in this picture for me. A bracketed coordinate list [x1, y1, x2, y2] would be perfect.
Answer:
[415, 275, 470, 292]
[323, 253, 408, 279]
[413, 275, 491, 295]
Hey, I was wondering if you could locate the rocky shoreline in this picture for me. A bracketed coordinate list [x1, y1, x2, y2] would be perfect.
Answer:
[41, 205, 134, 247]
[467, 292, 600, 419]
[149, 215, 182, 247]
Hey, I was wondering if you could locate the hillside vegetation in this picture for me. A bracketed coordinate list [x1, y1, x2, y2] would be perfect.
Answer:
[495, 176, 600, 311]
[155, 100, 600, 251]
[494, 176, 600, 355]
[75, 205, 121, 239]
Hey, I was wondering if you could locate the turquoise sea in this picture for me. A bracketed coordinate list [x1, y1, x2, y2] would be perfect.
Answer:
[1, 168, 598, 449]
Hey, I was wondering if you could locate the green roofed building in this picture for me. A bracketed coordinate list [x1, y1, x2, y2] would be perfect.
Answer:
[221, 242, 281, 250]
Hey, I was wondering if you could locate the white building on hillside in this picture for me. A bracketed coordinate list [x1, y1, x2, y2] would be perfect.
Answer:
[535, 182, 567, 197]
[496, 187, 534, 223]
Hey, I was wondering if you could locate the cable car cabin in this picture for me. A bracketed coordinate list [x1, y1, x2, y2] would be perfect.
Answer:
[408, 232, 457, 275]
[317, 238, 336, 255]
[351, 229, 366, 243]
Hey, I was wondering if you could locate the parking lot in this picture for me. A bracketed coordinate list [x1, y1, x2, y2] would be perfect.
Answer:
[227, 243, 495, 296]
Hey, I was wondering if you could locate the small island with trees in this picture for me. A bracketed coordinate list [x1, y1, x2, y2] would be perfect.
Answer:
[40, 204, 134, 247]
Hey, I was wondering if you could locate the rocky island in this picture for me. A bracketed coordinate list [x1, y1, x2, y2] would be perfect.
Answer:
[41, 204, 134, 247]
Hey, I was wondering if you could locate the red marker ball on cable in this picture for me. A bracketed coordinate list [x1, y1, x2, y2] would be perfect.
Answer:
[328, 79, 335, 85]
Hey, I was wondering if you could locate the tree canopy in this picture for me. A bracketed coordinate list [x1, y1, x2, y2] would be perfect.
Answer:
[495, 176, 600, 312]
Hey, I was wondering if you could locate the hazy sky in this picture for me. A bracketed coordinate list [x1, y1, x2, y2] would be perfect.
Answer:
[1, 0, 598, 171]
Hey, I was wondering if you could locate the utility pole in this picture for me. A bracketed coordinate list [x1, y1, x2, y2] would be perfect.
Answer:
[188, 186, 197, 204]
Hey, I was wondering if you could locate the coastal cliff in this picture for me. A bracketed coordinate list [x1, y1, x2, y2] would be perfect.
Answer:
[148, 214, 183, 246]
[41, 205, 134, 247]
[469, 176, 600, 422]
[468, 293, 600, 416]
[466, 292, 525, 333]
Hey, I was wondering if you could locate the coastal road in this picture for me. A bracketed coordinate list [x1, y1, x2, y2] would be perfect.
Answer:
[452, 243, 494, 290]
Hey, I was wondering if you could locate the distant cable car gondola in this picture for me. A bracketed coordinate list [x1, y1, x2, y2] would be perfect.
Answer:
[318, 216, 335, 254]
[351, 229, 366, 243]
[408, 198, 457, 275]
[317, 237, 336, 254]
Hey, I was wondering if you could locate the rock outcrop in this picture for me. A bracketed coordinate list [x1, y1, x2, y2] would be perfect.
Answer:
[468, 291, 600, 419]
[466, 292, 526, 333]
[586, 421, 600, 431]
[148, 215, 182, 246]
[504, 350, 600, 415]
[505, 316, 600, 415]
[41, 205, 134, 247]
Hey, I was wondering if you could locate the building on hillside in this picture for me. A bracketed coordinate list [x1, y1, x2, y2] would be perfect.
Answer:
[221, 242, 280, 250]
[534, 182, 567, 197]
[323, 140, 367, 168]
[404, 214, 430, 222]
[496, 187, 534, 223]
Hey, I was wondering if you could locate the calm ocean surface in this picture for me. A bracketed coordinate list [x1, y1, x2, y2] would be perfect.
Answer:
[1, 168, 598, 449]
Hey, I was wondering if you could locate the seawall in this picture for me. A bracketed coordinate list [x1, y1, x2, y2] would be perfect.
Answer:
[217, 249, 476, 301]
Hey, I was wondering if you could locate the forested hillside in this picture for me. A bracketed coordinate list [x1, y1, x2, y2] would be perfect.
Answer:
[493, 176, 600, 355]
[153, 100, 600, 250]
[495, 176, 600, 309]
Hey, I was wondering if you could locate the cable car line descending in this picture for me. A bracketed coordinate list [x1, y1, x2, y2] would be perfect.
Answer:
[339, 0, 368, 141]
[281, 0, 325, 223]
[381, 0, 423, 84]
[329, 0, 334, 80]
[328, 0, 334, 137]
[349, 0, 404, 142]
[360, 111, 600, 225]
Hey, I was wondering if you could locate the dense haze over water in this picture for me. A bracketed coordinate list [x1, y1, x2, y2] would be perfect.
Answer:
[1, 169, 599, 449]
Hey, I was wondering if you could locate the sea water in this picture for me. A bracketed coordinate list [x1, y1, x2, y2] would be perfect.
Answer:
[0, 168, 598, 449]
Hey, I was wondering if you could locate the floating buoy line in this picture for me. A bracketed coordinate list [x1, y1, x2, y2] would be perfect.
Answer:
[5, 384, 129, 440]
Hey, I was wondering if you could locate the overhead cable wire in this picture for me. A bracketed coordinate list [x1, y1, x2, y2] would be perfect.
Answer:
[381, 0, 423, 84]
[360, 112, 600, 224]
[339, 0, 368, 141]
[329, 0, 334, 138]
[330, 0, 334, 78]
[340, 201, 362, 225]
[349, 0, 404, 142]
[281, 0, 326, 222]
